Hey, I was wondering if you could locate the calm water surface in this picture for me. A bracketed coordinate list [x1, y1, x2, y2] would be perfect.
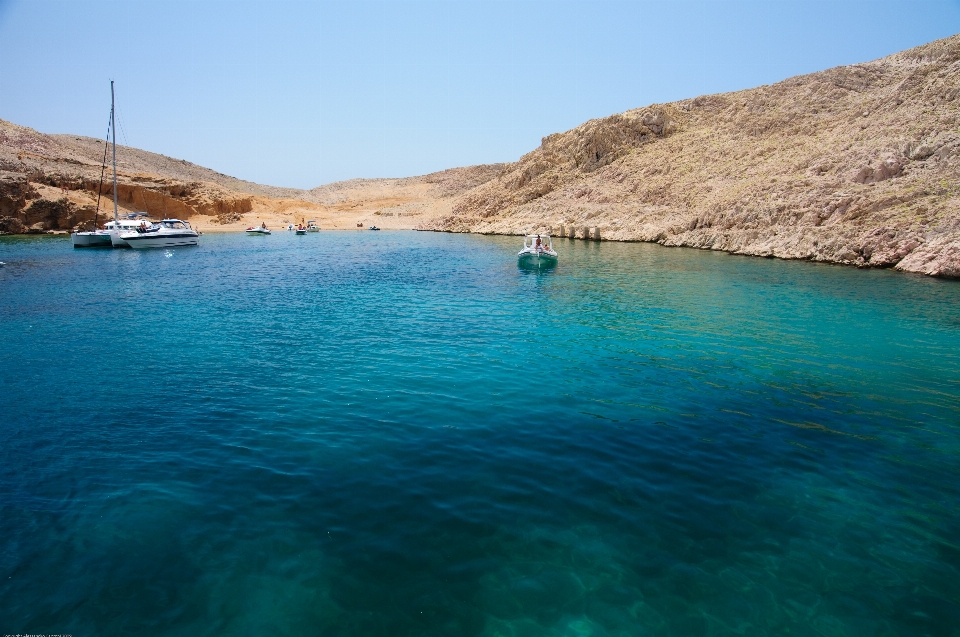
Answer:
[1, 231, 959, 636]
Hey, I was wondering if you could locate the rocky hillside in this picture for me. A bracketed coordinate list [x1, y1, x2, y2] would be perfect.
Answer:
[0, 117, 503, 234]
[306, 165, 506, 206]
[0, 118, 308, 197]
[424, 34, 960, 278]
[0, 118, 293, 232]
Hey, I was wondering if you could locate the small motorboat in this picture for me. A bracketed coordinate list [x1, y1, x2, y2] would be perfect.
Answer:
[246, 225, 271, 235]
[306, 220, 320, 232]
[120, 219, 200, 249]
[368, 225, 380, 231]
[518, 234, 558, 269]
[287, 224, 295, 231]
[101, 218, 155, 248]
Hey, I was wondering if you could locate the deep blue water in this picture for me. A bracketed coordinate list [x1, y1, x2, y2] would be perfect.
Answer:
[2, 230, 960, 636]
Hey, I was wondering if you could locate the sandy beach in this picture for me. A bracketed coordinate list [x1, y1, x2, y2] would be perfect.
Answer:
[21, 173, 459, 234]
[193, 184, 451, 233]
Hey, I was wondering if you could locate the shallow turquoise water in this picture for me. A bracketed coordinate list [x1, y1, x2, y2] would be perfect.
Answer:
[1, 231, 959, 636]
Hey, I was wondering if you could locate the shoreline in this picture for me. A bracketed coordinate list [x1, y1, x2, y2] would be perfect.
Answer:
[5, 224, 957, 280]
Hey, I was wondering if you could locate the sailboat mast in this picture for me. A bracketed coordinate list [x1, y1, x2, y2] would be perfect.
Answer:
[111, 81, 118, 226]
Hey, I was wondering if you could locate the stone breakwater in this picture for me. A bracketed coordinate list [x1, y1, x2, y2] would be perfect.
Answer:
[419, 34, 960, 278]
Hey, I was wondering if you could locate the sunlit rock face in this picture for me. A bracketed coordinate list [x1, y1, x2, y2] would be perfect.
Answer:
[423, 34, 960, 278]
[0, 118, 288, 233]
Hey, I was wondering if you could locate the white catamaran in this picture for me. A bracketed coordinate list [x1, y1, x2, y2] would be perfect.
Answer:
[71, 227, 112, 248]
[74, 82, 199, 250]
[71, 98, 114, 248]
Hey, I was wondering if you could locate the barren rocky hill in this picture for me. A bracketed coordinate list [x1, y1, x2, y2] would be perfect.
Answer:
[0, 117, 503, 233]
[0, 117, 307, 194]
[306, 164, 505, 206]
[423, 34, 960, 277]
[0, 117, 299, 231]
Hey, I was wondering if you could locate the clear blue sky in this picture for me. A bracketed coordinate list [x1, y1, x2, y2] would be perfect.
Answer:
[1, 0, 958, 189]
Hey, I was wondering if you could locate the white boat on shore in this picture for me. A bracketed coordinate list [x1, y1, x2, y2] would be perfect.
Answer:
[120, 219, 199, 249]
[518, 234, 558, 268]
[306, 220, 320, 232]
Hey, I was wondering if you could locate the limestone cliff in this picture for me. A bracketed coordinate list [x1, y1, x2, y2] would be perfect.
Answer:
[423, 34, 960, 278]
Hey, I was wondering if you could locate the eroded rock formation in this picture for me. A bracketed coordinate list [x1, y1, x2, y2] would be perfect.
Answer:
[0, 120, 279, 233]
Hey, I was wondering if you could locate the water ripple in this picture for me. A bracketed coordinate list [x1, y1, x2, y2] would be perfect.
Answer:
[2, 232, 960, 634]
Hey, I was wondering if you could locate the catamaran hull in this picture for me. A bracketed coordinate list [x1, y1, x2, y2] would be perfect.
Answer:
[110, 230, 131, 248]
[71, 232, 112, 248]
[123, 234, 199, 249]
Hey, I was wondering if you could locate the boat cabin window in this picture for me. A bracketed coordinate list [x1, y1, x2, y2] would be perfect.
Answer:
[162, 221, 186, 229]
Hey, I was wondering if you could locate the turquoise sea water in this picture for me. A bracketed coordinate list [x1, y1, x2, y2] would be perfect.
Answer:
[1, 230, 959, 636]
